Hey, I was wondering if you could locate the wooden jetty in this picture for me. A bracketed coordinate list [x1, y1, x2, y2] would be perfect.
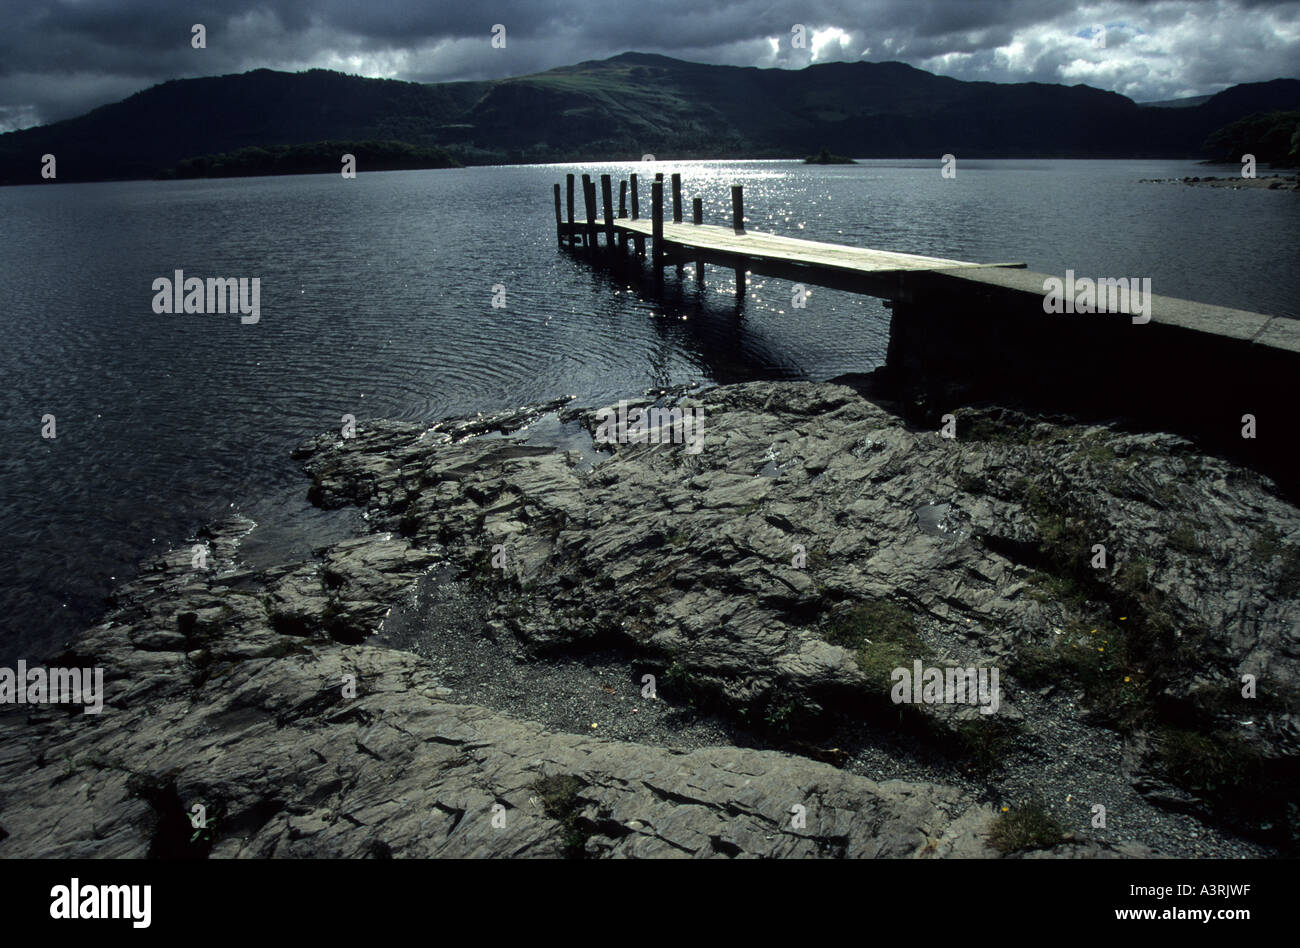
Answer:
[552, 170, 1024, 300]
[548, 169, 1300, 500]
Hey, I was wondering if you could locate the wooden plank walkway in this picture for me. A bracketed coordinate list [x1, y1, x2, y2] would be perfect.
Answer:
[613, 219, 1004, 275]
[552, 171, 1023, 299]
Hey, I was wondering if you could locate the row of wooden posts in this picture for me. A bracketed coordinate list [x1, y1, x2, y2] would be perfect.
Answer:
[552, 171, 748, 293]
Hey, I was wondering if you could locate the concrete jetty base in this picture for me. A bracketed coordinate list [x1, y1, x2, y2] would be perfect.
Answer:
[880, 267, 1300, 500]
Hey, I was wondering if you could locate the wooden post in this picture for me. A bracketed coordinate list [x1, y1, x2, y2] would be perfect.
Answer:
[655, 173, 665, 267]
[600, 174, 615, 251]
[630, 174, 644, 256]
[580, 174, 591, 247]
[731, 185, 745, 296]
[582, 175, 597, 254]
[651, 178, 664, 274]
[673, 174, 684, 276]
[618, 180, 628, 251]
[553, 183, 563, 248]
[692, 197, 703, 285]
[565, 174, 575, 246]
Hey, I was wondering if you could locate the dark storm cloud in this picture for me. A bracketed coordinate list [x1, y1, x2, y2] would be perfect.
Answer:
[1, 0, 1296, 131]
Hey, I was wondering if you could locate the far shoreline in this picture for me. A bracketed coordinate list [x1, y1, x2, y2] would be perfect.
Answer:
[6, 155, 1296, 188]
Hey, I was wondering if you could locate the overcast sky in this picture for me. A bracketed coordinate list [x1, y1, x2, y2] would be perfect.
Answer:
[1, 0, 1297, 132]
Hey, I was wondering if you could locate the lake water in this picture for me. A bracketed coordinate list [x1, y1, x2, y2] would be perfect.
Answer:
[1, 158, 1296, 661]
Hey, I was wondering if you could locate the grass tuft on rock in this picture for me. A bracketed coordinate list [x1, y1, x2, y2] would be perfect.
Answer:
[1251, 525, 1300, 595]
[823, 599, 928, 690]
[531, 774, 589, 859]
[989, 799, 1063, 854]
[1157, 727, 1254, 798]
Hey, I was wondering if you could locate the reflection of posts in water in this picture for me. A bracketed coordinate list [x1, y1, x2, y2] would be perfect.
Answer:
[579, 174, 590, 250]
[565, 174, 575, 248]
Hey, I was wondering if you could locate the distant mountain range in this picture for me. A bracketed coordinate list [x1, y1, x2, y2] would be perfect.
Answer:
[2, 52, 1297, 184]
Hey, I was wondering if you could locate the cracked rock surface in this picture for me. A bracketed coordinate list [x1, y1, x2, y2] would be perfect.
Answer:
[2, 382, 1294, 857]
[0, 514, 1009, 859]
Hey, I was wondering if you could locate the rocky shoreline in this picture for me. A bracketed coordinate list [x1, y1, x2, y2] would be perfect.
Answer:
[1, 380, 1296, 858]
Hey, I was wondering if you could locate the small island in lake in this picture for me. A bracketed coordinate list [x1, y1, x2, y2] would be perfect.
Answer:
[804, 146, 856, 164]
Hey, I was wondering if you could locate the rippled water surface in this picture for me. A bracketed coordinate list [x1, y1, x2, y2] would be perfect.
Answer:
[1, 159, 1296, 659]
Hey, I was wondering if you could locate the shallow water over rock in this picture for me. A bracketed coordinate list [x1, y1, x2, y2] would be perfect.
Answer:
[914, 502, 971, 541]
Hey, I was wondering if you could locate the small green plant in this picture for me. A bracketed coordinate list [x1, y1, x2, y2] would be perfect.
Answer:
[1168, 520, 1202, 555]
[1279, 546, 1300, 596]
[1010, 618, 1152, 730]
[661, 661, 707, 709]
[663, 661, 692, 691]
[190, 815, 217, 846]
[1079, 440, 1117, 464]
[1157, 727, 1253, 798]
[964, 416, 1034, 445]
[1061, 622, 1149, 728]
[989, 799, 1063, 854]
[763, 699, 798, 734]
[1151, 480, 1180, 505]
[1008, 641, 1057, 684]
[822, 599, 928, 690]
[1252, 528, 1300, 595]
[1026, 570, 1085, 609]
[531, 774, 589, 859]
[805, 548, 832, 572]
[1115, 559, 1151, 597]
[953, 719, 1015, 773]
[1251, 524, 1283, 562]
